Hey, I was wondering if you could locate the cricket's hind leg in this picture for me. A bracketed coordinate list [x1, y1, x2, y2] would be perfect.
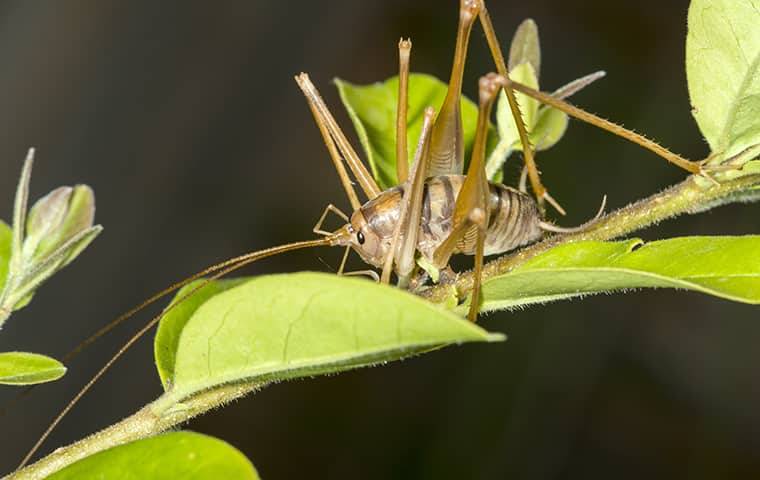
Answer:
[476, 1, 565, 215]
[426, 0, 480, 178]
[433, 73, 504, 322]
[504, 78, 706, 176]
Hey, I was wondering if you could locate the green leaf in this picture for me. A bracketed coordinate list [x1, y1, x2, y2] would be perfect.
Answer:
[687, 0, 760, 161]
[9, 226, 102, 310]
[159, 272, 501, 399]
[336, 73, 497, 190]
[462, 236, 760, 313]
[25, 185, 96, 264]
[47, 431, 260, 480]
[0, 351, 66, 385]
[496, 62, 540, 147]
[0, 220, 11, 292]
[508, 18, 541, 77]
[155, 278, 247, 389]
[532, 103, 569, 150]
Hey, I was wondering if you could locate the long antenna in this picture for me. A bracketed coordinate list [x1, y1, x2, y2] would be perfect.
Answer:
[17, 237, 333, 471]
[1, 243, 320, 420]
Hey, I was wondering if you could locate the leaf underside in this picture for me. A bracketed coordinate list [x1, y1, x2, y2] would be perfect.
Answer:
[687, 0, 760, 161]
[463, 236, 760, 313]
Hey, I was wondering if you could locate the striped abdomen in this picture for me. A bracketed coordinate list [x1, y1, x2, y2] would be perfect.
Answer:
[357, 174, 542, 266]
[417, 175, 542, 258]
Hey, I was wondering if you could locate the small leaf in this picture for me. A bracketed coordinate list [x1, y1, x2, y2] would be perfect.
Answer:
[0, 220, 11, 292]
[10, 149, 35, 276]
[532, 104, 569, 150]
[47, 431, 260, 480]
[496, 62, 540, 147]
[9, 226, 102, 308]
[25, 185, 96, 264]
[159, 272, 501, 398]
[508, 18, 541, 77]
[155, 278, 248, 389]
[23, 187, 74, 259]
[551, 71, 606, 100]
[463, 236, 760, 313]
[336, 74, 497, 189]
[0, 351, 66, 385]
[687, 0, 760, 162]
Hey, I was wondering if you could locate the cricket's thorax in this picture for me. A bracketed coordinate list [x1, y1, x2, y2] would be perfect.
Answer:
[350, 174, 543, 268]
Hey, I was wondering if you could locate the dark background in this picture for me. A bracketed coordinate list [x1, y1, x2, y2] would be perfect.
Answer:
[1, 1, 758, 478]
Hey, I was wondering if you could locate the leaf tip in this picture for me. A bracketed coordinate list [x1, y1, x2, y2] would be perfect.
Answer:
[485, 332, 507, 343]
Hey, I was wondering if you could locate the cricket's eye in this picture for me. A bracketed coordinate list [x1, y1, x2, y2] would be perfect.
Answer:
[357, 231, 365, 245]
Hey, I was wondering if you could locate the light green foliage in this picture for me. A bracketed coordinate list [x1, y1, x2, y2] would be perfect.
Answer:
[0, 152, 101, 329]
[0, 220, 10, 292]
[336, 74, 498, 189]
[155, 278, 247, 389]
[465, 236, 760, 313]
[0, 351, 66, 385]
[157, 272, 501, 398]
[486, 19, 574, 179]
[24, 186, 96, 267]
[687, 0, 760, 163]
[47, 431, 259, 480]
[508, 18, 541, 77]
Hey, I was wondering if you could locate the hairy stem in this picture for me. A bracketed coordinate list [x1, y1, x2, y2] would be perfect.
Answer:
[7, 383, 264, 480]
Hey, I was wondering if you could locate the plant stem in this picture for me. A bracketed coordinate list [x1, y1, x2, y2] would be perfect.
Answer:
[6, 382, 264, 480]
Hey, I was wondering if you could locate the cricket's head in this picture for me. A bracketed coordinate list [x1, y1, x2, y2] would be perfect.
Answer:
[328, 211, 386, 268]
[323, 187, 403, 268]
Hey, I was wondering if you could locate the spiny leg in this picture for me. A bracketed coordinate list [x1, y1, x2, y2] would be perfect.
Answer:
[434, 73, 503, 322]
[426, 0, 480, 177]
[396, 38, 412, 184]
[477, 2, 565, 214]
[295, 73, 382, 200]
[504, 78, 703, 175]
[381, 107, 436, 285]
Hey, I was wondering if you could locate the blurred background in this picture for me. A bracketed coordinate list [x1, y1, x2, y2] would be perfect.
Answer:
[0, 1, 758, 478]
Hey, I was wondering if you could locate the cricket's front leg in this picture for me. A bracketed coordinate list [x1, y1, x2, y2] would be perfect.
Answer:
[380, 107, 436, 286]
